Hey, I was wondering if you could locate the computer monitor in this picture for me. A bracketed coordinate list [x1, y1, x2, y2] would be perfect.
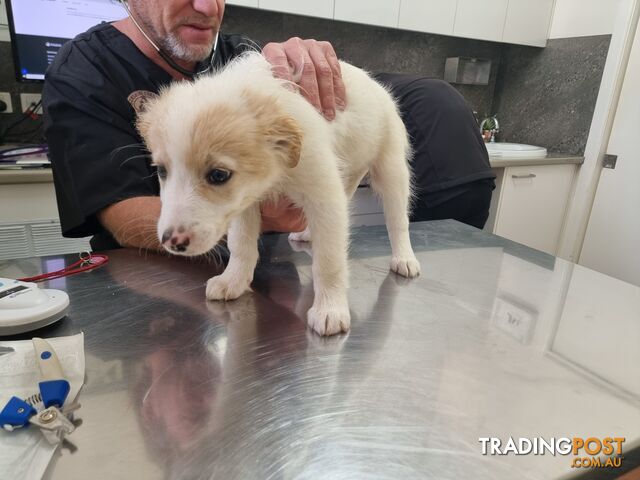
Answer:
[5, 0, 127, 82]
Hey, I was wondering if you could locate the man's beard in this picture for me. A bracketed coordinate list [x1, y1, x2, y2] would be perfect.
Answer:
[161, 32, 214, 63]
[131, 1, 215, 63]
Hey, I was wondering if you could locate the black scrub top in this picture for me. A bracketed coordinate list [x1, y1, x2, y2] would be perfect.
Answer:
[375, 73, 495, 205]
[43, 22, 253, 250]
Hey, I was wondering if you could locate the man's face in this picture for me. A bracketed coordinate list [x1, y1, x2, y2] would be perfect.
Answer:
[129, 0, 225, 62]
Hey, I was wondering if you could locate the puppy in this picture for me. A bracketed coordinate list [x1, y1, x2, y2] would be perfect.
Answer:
[135, 52, 420, 336]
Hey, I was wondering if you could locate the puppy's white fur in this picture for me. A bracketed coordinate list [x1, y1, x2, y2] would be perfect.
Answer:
[137, 52, 420, 336]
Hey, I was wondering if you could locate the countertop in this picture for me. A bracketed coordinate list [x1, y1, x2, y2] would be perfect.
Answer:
[0, 220, 638, 479]
[0, 167, 53, 184]
[0, 155, 584, 184]
[488, 153, 584, 168]
[0, 149, 51, 184]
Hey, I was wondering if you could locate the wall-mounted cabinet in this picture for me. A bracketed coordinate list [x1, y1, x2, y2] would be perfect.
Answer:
[503, 0, 555, 47]
[259, 0, 334, 20]
[226, 0, 555, 47]
[453, 0, 509, 43]
[398, 0, 457, 36]
[334, 0, 401, 29]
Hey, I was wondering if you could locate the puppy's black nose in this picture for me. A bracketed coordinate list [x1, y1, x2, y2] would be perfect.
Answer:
[161, 226, 191, 253]
[173, 238, 190, 252]
[161, 227, 174, 244]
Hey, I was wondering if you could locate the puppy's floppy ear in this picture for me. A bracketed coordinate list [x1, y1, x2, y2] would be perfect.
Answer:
[128, 90, 158, 115]
[128, 90, 159, 140]
[245, 90, 303, 169]
[268, 116, 303, 169]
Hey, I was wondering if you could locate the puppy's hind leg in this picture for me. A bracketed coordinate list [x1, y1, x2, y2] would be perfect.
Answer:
[370, 128, 421, 278]
[206, 204, 261, 301]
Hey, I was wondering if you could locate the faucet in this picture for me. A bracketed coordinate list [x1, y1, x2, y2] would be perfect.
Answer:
[480, 115, 499, 143]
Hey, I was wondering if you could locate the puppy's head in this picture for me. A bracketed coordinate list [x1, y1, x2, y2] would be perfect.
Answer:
[134, 87, 302, 256]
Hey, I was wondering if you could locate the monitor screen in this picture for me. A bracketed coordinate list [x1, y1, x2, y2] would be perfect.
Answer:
[6, 0, 127, 82]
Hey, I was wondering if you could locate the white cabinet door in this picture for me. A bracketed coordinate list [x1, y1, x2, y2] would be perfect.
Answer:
[334, 0, 401, 28]
[494, 164, 576, 255]
[453, 0, 508, 42]
[226, 0, 258, 7]
[259, 0, 334, 19]
[503, 0, 555, 47]
[398, 0, 457, 36]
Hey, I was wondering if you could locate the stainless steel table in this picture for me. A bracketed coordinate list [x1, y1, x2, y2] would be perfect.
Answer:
[1, 220, 638, 479]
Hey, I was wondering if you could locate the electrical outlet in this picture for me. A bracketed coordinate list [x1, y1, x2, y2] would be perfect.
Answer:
[20, 93, 43, 114]
[0, 92, 12, 113]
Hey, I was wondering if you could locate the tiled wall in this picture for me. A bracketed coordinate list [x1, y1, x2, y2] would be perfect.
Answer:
[0, 5, 612, 155]
[222, 6, 502, 119]
[492, 35, 611, 155]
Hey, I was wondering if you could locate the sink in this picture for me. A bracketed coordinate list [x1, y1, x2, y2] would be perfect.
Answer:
[485, 142, 548, 158]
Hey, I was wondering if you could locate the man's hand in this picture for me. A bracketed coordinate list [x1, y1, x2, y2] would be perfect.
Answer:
[260, 198, 306, 233]
[262, 38, 346, 120]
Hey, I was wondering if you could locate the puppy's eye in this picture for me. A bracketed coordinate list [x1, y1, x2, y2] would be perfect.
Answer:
[156, 165, 168, 180]
[206, 168, 232, 185]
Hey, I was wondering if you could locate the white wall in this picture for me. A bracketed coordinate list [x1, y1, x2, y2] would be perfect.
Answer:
[578, 15, 640, 286]
[549, 0, 622, 38]
[557, 0, 640, 264]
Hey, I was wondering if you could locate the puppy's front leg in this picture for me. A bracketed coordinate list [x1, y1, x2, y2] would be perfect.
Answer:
[206, 204, 260, 301]
[304, 189, 351, 336]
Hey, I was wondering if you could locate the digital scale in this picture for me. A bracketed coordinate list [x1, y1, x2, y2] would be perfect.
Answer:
[0, 278, 69, 336]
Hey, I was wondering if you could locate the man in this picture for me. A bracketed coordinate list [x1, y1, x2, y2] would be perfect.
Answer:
[43, 0, 346, 250]
[44, 0, 494, 252]
[375, 74, 495, 228]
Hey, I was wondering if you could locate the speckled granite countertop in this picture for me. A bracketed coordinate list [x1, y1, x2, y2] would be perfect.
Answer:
[489, 154, 584, 168]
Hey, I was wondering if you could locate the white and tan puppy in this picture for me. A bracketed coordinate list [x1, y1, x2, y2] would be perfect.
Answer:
[135, 52, 420, 336]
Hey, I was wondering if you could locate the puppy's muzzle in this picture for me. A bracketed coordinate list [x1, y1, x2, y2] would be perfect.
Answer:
[161, 226, 191, 253]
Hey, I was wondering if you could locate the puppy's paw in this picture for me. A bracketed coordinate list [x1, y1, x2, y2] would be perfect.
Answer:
[307, 304, 350, 336]
[288, 228, 311, 243]
[206, 274, 252, 301]
[390, 255, 421, 278]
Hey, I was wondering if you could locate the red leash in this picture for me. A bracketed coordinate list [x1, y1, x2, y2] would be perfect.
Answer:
[18, 252, 109, 283]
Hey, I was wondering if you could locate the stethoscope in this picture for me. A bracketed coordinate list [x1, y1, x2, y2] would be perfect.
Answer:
[118, 0, 218, 79]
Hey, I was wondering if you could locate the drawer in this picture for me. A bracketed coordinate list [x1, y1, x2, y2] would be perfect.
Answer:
[494, 164, 576, 255]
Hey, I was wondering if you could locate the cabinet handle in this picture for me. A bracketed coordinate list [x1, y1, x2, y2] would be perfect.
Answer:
[511, 173, 536, 179]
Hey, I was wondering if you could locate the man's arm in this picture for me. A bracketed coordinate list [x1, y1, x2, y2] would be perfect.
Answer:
[98, 197, 163, 251]
[98, 196, 308, 251]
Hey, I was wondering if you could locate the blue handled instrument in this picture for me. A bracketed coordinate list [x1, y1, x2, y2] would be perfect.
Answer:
[32, 337, 70, 408]
[0, 338, 78, 444]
